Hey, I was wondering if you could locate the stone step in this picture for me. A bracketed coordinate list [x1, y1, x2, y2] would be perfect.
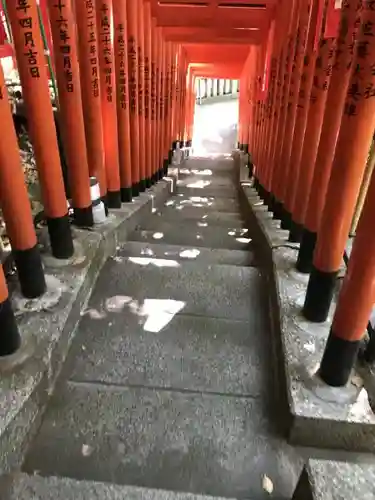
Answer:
[23, 381, 300, 499]
[163, 194, 240, 213]
[129, 221, 253, 252]
[156, 207, 244, 225]
[3, 473, 236, 500]
[120, 241, 257, 267]
[71, 256, 265, 322]
[293, 459, 375, 500]
[68, 305, 270, 396]
[176, 186, 238, 199]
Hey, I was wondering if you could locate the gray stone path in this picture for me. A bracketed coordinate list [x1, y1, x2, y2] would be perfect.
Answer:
[20, 156, 303, 499]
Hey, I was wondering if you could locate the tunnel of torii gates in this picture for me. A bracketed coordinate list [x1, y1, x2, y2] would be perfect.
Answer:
[0, 0, 374, 389]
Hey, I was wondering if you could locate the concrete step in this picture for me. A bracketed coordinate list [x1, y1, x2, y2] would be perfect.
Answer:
[129, 221, 253, 251]
[3, 473, 236, 500]
[143, 212, 244, 229]
[120, 241, 257, 267]
[163, 194, 240, 213]
[156, 207, 244, 225]
[293, 459, 375, 500]
[23, 380, 300, 499]
[67, 302, 270, 396]
[71, 256, 265, 322]
[176, 186, 238, 199]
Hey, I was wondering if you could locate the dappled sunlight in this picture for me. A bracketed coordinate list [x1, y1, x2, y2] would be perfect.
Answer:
[140, 247, 155, 256]
[197, 222, 208, 227]
[191, 169, 213, 176]
[105, 295, 133, 312]
[179, 248, 201, 259]
[236, 237, 251, 244]
[152, 232, 164, 240]
[141, 299, 186, 333]
[98, 295, 186, 333]
[80, 307, 107, 319]
[186, 180, 212, 188]
[128, 257, 180, 268]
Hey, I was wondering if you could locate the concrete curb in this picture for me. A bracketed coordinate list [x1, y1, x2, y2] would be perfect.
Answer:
[292, 458, 375, 500]
[0, 173, 178, 474]
[236, 158, 375, 453]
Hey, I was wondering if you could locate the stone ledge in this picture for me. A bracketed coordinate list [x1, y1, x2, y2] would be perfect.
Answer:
[0, 173, 177, 474]
[293, 459, 375, 500]
[239, 182, 375, 453]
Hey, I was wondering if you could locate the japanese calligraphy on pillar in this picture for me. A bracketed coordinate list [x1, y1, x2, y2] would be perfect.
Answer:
[116, 23, 127, 109]
[144, 52, 150, 119]
[310, 38, 336, 104]
[138, 44, 144, 116]
[52, 0, 73, 92]
[344, 0, 375, 117]
[333, 0, 362, 73]
[128, 35, 137, 113]
[151, 57, 157, 121]
[17, 0, 40, 79]
[98, 2, 113, 103]
[85, 0, 99, 97]
[164, 60, 170, 120]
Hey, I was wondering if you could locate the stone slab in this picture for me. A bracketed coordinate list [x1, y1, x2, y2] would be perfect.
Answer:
[23, 382, 302, 499]
[156, 207, 244, 224]
[2, 473, 237, 500]
[82, 257, 266, 322]
[119, 241, 257, 267]
[292, 459, 375, 500]
[177, 186, 238, 199]
[129, 221, 253, 252]
[68, 310, 270, 396]
[139, 212, 244, 229]
[165, 195, 240, 213]
[240, 183, 375, 453]
[0, 175, 177, 474]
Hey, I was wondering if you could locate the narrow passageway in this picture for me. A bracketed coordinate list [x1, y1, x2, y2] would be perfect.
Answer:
[21, 152, 303, 500]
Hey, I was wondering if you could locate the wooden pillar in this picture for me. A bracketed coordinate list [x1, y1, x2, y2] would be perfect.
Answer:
[47, 0, 94, 224]
[113, 0, 133, 202]
[96, 0, 121, 207]
[75, 0, 108, 205]
[0, 65, 46, 298]
[303, 1, 375, 323]
[7, 0, 74, 259]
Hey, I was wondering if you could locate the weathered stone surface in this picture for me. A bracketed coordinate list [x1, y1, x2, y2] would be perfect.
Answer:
[129, 220, 254, 252]
[120, 241, 257, 266]
[0, 175, 177, 474]
[240, 184, 375, 452]
[293, 459, 375, 500]
[68, 310, 270, 396]
[77, 256, 266, 322]
[23, 382, 302, 499]
[3, 473, 237, 500]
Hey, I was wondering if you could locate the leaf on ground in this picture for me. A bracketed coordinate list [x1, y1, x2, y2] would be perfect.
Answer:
[262, 474, 274, 494]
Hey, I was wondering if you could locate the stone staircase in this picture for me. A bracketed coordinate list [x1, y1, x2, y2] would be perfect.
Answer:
[2, 156, 302, 499]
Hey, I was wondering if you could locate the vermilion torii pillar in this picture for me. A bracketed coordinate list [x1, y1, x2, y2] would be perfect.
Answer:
[7, 0, 74, 259]
[113, 0, 133, 202]
[144, 1, 153, 186]
[291, 36, 335, 253]
[47, 0, 94, 225]
[75, 0, 108, 208]
[151, 19, 158, 183]
[320, 161, 375, 386]
[304, 1, 375, 323]
[0, 264, 20, 357]
[127, 0, 141, 195]
[284, 0, 319, 241]
[0, 65, 46, 299]
[137, 0, 147, 191]
[96, 0, 122, 208]
[297, 0, 361, 274]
